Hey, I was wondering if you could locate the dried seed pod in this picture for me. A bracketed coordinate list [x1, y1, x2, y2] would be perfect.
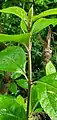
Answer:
[44, 27, 52, 64]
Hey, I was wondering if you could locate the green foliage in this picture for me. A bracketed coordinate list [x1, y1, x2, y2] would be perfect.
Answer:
[0, 13, 20, 34]
[35, 0, 50, 5]
[35, 0, 57, 9]
[46, 61, 56, 75]
[28, 6, 33, 28]
[0, 46, 26, 72]
[0, 95, 27, 120]
[20, 20, 28, 33]
[8, 82, 17, 95]
[0, 33, 30, 44]
[32, 35, 43, 80]
[16, 79, 28, 89]
[31, 85, 43, 116]
[35, 72, 57, 120]
[0, 6, 27, 22]
[16, 95, 27, 110]
[0, 4, 57, 120]
[11, 71, 21, 80]
[31, 86, 38, 111]
[32, 18, 57, 34]
[33, 8, 57, 21]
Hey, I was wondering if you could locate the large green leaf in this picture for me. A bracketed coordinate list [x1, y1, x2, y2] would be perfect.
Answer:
[46, 61, 56, 75]
[0, 33, 30, 45]
[0, 46, 26, 72]
[0, 95, 27, 120]
[0, 6, 27, 22]
[33, 8, 57, 21]
[35, 72, 57, 120]
[31, 18, 57, 34]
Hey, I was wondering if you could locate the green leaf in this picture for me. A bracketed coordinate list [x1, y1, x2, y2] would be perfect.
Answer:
[0, 33, 30, 45]
[11, 71, 21, 80]
[0, 6, 27, 22]
[16, 95, 27, 110]
[33, 8, 57, 21]
[31, 86, 39, 112]
[35, 72, 57, 120]
[0, 46, 26, 72]
[21, 20, 28, 33]
[16, 79, 28, 89]
[34, 108, 43, 113]
[0, 95, 27, 120]
[8, 82, 17, 95]
[31, 18, 57, 34]
[16, 95, 24, 106]
[46, 61, 56, 75]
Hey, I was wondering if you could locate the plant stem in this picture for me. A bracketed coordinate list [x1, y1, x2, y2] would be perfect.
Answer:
[27, 7, 33, 119]
[27, 37, 32, 119]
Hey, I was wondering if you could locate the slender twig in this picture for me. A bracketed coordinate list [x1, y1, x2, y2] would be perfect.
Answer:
[52, 31, 57, 36]
[22, 43, 29, 53]
[23, 73, 28, 82]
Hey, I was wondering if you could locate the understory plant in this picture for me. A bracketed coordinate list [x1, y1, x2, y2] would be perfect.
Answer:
[0, 5, 57, 120]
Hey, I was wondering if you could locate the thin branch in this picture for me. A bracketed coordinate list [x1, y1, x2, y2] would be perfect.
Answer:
[23, 72, 28, 82]
[52, 31, 57, 36]
[22, 43, 29, 53]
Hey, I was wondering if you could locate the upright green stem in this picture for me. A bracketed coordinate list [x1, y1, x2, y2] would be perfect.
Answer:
[27, 7, 33, 118]
[27, 37, 32, 119]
